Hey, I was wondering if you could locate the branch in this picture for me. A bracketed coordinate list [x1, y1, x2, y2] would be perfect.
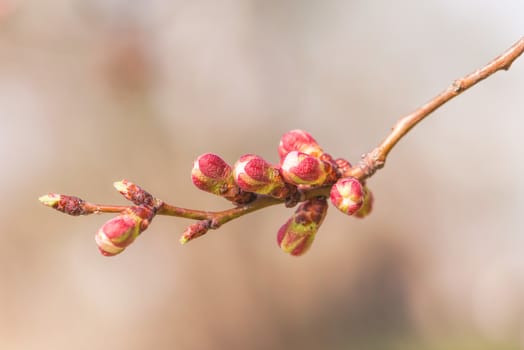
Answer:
[345, 37, 524, 180]
[39, 37, 524, 255]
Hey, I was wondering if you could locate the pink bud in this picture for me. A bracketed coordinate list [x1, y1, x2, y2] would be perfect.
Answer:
[233, 154, 288, 197]
[354, 187, 374, 218]
[95, 206, 154, 256]
[192, 153, 236, 196]
[280, 151, 330, 186]
[278, 129, 323, 161]
[329, 177, 364, 215]
[277, 197, 328, 256]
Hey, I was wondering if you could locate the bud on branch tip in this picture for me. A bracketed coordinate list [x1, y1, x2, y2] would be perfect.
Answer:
[113, 179, 156, 207]
[38, 193, 88, 216]
[38, 193, 61, 207]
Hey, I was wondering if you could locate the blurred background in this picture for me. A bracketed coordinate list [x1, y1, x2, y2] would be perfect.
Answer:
[1, 0, 523, 349]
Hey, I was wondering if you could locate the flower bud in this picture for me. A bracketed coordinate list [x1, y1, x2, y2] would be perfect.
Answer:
[113, 179, 155, 207]
[280, 151, 330, 186]
[329, 177, 364, 215]
[233, 154, 288, 197]
[38, 193, 88, 216]
[354, 187, 373, 218]
[192, 153, 236, 196]
[278, 129, 323, 161]
[95, 206, 154, 256]
[277, 197, 328, 256]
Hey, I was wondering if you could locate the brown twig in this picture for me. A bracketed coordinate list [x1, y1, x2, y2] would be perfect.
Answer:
[158, 185, 330, 224]
[345, 37, 524, 180]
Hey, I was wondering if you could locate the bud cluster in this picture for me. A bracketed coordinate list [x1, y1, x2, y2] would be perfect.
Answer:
[190, 129, 375, 255]
[40, 129, 375, 257]
[93, 181, 159, 256]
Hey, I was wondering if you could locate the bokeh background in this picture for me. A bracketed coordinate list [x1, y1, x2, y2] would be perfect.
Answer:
[1, 0, 523, 349]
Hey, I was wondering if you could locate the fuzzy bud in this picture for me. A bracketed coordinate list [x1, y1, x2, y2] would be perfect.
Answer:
[95, 206, 154, 256]
[179, 220, 211, 244]
[354, 186, 374, 218]
[280, 151, 330, 186]
[192, 153, 236, 196]
[233, 154, 288, 197]
[277, 197, 328, 256]
[278, 129, 323, 161]
[329, 177, 364, 215]
[38, 193, 88, 216]
[113, 179, 155, 207]
[335, 158, 352, 175]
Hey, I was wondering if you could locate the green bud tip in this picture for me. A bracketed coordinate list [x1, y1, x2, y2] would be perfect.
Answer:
[38, 193, 61, 207]
[113, 180, 128, 194]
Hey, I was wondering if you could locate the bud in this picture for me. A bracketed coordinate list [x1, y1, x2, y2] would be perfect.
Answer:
[179, 220, 211, 244]
[280, 151, 330, 186]
[335, 158, 352, 175]
[277, 197, 328, 256]
[38, 193, 88, 216]
[233, 154, 288, 197]
[278, 129, 323, 161]
[191, 153, 236, 196]
[95, 206, 154, 256]
[329, 177, 364, 215]
[113, 179, 155, 207]
[354, 186, 374, 218]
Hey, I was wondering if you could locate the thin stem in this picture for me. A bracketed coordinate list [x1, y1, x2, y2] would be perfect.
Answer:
[83, 203, 129, 214]
[157, 185, 331, 226]
[345, 37, 524, 180]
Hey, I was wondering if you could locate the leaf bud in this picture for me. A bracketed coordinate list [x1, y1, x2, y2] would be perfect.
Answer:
[113, 179, 155, 207]
[179, 220, 211, 244]
[38, 193, 88, 216]
[277, 197, 328, 256]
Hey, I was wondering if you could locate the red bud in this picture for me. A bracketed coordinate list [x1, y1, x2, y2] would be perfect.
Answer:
[192, 153, 236, 196]
[233, 154, 288, 197]
[278, 129, 323, 161]
[280, 151, 330, 186]
[329, 177, 364, 215]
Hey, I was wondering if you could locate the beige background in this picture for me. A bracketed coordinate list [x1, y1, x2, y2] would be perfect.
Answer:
[1, 0, 523, 349]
